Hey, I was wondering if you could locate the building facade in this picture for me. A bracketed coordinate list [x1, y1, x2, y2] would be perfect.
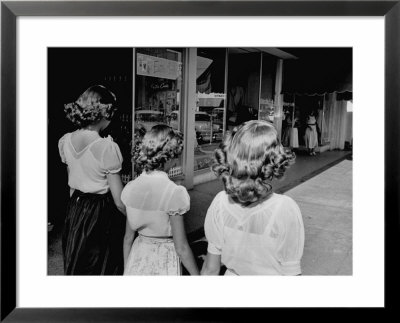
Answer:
[48, 47, 352, 195]
[123, 47, 294, 189]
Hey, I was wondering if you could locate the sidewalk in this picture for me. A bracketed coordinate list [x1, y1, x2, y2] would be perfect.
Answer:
[285, 159, 352, 275]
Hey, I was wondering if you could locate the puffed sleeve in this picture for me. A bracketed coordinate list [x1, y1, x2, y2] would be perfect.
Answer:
[101, 137, 123, 174]
[58, 134, 68, 164]
[204, 192, 224, 255]
[275, 196, 305, 275]
[166, 185, 190, 216]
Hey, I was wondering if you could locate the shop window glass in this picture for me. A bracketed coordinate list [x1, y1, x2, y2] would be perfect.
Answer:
[281, 102, 299, 148]
[195, 48, 227, 171]
[226, 51, 260, 132]
[134, 48, 184, 178]
[259, 53, 277, 125]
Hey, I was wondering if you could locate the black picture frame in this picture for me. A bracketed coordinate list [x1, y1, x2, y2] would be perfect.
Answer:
[1, 0, 399, 321]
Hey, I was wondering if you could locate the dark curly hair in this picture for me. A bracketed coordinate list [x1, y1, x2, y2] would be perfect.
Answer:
[133, 124, 184, 172]
[212, 120, 295, 206]
[64, 85, 117, 127]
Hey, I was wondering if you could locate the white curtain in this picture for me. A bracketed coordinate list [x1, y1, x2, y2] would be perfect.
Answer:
[323, 92, 348, 150]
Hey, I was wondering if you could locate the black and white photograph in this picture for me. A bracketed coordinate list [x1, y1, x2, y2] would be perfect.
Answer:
[48, 47, 353, 277]
[3, 2, 394, 315]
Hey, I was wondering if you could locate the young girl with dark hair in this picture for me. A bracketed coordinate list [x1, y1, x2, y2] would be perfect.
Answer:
[58, 85, 126, 275]
[201, 120, 305, 275]
[122, 125, 199, 275]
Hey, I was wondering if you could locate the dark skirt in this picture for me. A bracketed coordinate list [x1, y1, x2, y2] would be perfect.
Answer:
[62, 190, 125, 275]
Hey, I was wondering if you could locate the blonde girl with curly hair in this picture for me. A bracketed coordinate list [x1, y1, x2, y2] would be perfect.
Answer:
[58, 85, 126, 275]
[122, 124, 199, 275]
[201, 120, 305, 276]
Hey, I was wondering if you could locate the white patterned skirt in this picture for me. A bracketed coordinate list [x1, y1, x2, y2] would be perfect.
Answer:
[124, 235, 181, 275]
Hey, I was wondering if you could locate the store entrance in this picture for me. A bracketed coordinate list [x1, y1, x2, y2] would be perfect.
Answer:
[226, 51, 260, 131]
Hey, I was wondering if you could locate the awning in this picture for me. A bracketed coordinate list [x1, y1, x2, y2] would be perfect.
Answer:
[281, 48, 352, 96]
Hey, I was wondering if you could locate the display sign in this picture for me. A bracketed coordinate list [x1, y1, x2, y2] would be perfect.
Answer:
[150, 81, 171, 90]
[283, 102, 295, 107]
[197, 92, 226, 107]
[137, 53, 182, 80]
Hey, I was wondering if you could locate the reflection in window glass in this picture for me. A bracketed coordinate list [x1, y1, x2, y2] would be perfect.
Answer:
[259, 53, 278, 125]
[227, 51, 260, 132]
[195, 48, 226, 171]
[134, 48, 183, 178]
[281, 101, 297, 148]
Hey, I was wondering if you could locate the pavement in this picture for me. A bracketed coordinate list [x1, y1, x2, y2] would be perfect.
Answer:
[48, 149, 352, 275]
[285, 159, 352, 275]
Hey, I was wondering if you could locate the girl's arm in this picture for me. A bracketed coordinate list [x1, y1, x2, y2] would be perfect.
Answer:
[107, 172, 126, 216]
[201, 252, 221, 275]
[123, 218, 135, 265]
[170, 215, 199, 275]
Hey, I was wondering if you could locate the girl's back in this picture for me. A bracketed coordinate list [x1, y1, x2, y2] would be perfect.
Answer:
[205, 191, 304, 275]
[121, 171, 189, 237]
[59, 130, 122, 194]
[201, 120, 303, 276]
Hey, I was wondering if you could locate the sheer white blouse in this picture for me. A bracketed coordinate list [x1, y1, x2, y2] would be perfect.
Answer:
[121, 171, 190, 237]
[204, 191, 305, 275]
[58, 131, 123, 194]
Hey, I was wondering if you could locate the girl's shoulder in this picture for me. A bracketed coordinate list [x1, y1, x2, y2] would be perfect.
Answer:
[153, 173, 187, 191]
[122, 179, 135, 189]
[93, 135, 118, 147]
[91, 135, 121, 156]
[122, 175, 147, 191]
[209, 191, 229, 209]
[169, 181, 189, 197]
[271, 193, 302, 221]
[58, 133, 71, 163]
[58, 132, 71, 143]
[215, 190, 228, 201]
[103, 135, 116, 143]
[120, 179, 140, 205]
[58, 132, 74, 150]
[268, 193, 298, 207]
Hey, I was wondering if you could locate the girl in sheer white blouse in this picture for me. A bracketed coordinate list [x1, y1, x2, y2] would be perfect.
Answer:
[122, 125, 199, 275]
[201, 120, 305, 276]
[58, 85, 126, 275]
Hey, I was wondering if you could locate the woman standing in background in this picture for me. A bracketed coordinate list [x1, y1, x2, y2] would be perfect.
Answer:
[305, 110, 318, 156]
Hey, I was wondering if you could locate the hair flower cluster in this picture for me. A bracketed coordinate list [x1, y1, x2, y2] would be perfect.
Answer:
[132, 124, 184, 173]
[64, 85, 117, 128]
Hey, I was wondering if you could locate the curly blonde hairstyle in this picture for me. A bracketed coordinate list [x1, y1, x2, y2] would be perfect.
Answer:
[64, 85, 117, 127]
[212, 120, 295, 206]
[133, 124, 184, 172]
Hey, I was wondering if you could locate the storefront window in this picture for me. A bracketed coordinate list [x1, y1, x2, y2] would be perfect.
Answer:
[281, 101, 296, 148]
[259, 53, 277, 125]
[194, 48, 227, 171]
[134, 48, 184, 178]
[226, 50, 260, 132]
